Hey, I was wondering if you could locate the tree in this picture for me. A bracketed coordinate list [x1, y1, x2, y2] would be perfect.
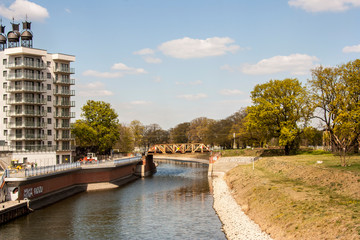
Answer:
[169, 122, 190, 143]
[129, 120, 145, 149]
[113, 124, 134, 153]
[247, 78, 312, 155]
[72, 100, 120, 154]
[143, 124, 169, 148]
[310, 59, 360, 166]
[188, 117, 215, 143]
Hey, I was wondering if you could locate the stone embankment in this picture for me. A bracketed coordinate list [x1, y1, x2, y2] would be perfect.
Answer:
[211, 157, 273, 240]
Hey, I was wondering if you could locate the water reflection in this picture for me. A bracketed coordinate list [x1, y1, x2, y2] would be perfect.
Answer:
[0, 160, 225, 240]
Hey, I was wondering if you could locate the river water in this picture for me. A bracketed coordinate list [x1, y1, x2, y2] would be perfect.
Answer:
[0, 160, 226, 240]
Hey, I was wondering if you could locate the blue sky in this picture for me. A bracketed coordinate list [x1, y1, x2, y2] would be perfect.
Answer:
[1, 0, 360, 129]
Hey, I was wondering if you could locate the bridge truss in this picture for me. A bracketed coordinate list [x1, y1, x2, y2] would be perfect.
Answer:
[148, 143, 210, 154]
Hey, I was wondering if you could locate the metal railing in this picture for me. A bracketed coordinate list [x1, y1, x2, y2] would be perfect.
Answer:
[6, 73, 46, 81]
[7, 133, 46, 141]
[7, 122, 46, 129]
[24, 162, 81, 177]
[7, 109, 46, 117]
[6, 61, 46, 70]
[53, 89, 75, 96]
[113, 156, 142, 166]
[53, 78, 75, 85]
[7, 85, 46, 93]
[54, 112, 75, 118]
[53, 100, 75, 107]
[53, 67, 75, 74]
[7, 98, 47, 105]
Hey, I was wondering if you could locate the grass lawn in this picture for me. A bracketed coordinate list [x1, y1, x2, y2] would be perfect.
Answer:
[225, 153, 360, 239]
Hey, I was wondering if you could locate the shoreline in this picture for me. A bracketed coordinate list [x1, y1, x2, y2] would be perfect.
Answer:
[211, 157, 273, 240]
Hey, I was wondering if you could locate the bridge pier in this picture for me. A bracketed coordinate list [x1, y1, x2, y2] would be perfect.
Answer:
[135, 154, 157, 177]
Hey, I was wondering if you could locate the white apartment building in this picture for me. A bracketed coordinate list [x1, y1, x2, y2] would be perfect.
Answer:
[0, 20, 75, 165]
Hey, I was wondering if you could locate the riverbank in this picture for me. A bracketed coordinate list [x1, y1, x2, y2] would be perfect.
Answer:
[211, 157, 273, 240]
[225, 154, 360, 239]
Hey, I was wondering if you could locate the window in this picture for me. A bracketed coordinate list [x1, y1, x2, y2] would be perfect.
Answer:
[47, 130, 52, 136]
[3, 94, 7, 100]
[47, 95, 51, 102]
[47, 73, 51, 79]
[3, 82, 7, 89]
[3, 59, 7, 65]
[3, 130, 7, 136]
[48, 141, 52, 147]
[47, 84, 51, 90]
[47, 118, 51, 124]
[3, 71, 7, 77]
[3, 106, 7, 112]
[47, 107, 52, 113]
[47, 61, 51, 67]
[3, 118, 7, 124]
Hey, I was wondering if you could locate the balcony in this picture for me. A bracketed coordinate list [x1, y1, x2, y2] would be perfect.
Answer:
[54, 123, 72, 129]
[56, 145, 75, 152]
[7, 133, 46, 141]
[6, 61, 46, 70]
[7, 122, 46, 129]
[53, 78, 75, 85]
[53, 89, 75, 96]
[7, 109, 46, 117]
[54, 134, 75, 141]
[7, 98, 46, 105]
[54, 112, 75, 118]
[6, 73, 46, 81]
[53, 100, 75, 107]
[53, 67, 75, 74]
[7, 85, 46, 93]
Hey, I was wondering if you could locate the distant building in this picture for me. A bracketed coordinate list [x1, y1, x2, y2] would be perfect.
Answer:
[0, 20, 75, 166]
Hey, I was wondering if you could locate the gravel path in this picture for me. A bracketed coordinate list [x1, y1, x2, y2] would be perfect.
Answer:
[212, 158, 273, 240]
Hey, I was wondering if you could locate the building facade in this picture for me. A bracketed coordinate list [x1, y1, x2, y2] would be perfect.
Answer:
[0, 20, 75, 165]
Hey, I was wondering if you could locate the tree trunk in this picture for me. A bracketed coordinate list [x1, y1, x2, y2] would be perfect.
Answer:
[284, 145, 290, 155]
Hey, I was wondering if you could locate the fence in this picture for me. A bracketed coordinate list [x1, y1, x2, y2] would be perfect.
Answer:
[24, 162, 81, 177]
[114, 156, 142, 166]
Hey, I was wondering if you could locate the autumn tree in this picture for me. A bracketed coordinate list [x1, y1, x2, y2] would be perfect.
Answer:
[113, 124, 134, 153]
[143, 124, 169, 148]
[247, 78, 312, 155]
[129, 120, 145, 149]
[72, 100, 120, 154]
[188, 117, 215, 143]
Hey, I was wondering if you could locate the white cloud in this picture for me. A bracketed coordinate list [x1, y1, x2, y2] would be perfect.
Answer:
[111, 62, 147, 74]
[82, 70, 123, 79]
[143, 56, 162, 64]
[288, 0, 360, 12]
[133, 48, 155, 55]
[175, 80, 203, 86]
[158, 37, 240, 59]
[343, 44, 360, 53]
[78, 81, 113, 96]
[220, 64, 237, 72]
[242, 53, 319, 75]
[177, 93, 207, 100]
[220, 99, 252, 105]
[220, 89, 244, 96]
[0, 0, 49, 22]
[65, 8, 71, 14]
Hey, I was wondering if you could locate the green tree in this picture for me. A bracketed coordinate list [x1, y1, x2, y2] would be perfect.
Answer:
[188, 117, 215, 143]
[247, 78, 312, 155]
[169, 122, 190, 143]
[143, 124, 169, 148]
[113, 124, 134, 153]
[310, 59, 360, 165]
[72, 100, 120, 154]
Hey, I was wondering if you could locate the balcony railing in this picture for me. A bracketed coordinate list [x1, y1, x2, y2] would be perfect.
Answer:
[53, 89, 75, 96]
[7, 109, 46, 117]
[6, 61, 46, 70]
[54, 134, 75, 141]
[53, 78, 75, 85]
[7, 85, 46, 93]
[54, 123, 72, 129]
[53, 67, 75, 74]
[7, 122, 46, 129]
[53, 100, 75, 107]
[7, 98, 46, 105]
[7, 133, 46, 141]
[6, 73, 46, 81]
[54, 112, 75, 118]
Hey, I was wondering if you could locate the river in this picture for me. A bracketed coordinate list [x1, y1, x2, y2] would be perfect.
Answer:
[0, 160, 226, 240]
